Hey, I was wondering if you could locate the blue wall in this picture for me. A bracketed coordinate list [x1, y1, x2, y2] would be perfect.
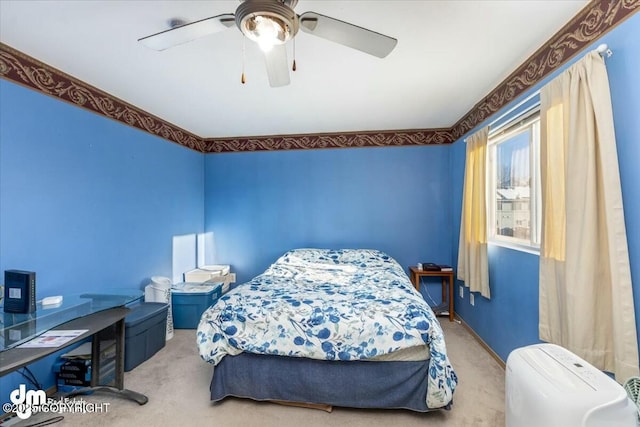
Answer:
[204, 146, 452, 288]
[450, 13, 640, 363]
[0, 81, 204, 402]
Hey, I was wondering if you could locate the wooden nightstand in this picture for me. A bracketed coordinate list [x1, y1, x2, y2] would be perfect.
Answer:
[409, 266, 454, 322]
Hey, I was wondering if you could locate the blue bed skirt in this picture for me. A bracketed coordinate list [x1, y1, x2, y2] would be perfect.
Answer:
[210, 352, 449, 412]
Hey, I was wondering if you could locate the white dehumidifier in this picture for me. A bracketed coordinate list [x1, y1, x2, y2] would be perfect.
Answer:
[506, 343, 637, 427]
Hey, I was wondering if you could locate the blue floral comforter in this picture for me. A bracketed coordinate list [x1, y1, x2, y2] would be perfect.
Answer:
[196, 248, 457, 408]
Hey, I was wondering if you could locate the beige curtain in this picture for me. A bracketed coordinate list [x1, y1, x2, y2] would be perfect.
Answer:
[539, 51, 639, 381]
[457, 127, 490, 299]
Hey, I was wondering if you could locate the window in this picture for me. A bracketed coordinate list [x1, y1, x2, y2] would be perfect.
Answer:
[487, 107, 541, 251]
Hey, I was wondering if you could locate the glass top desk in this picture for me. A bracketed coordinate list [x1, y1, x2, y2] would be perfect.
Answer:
[1, 291, 142, 352]
[0, 290, 148, 405]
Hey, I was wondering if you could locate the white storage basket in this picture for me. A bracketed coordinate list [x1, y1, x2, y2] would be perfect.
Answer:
[145, 276, 174, 340]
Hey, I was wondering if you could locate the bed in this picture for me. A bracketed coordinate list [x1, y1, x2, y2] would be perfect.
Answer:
[196, 248, 458, 412]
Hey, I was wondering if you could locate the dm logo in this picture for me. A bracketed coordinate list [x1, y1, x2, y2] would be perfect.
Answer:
[10, 384, 46, 419]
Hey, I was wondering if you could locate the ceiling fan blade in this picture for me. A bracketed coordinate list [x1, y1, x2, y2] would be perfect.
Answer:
[299, 11, 397, 58]
[263, 44, 290, 87]
[138, 14, 236, 51]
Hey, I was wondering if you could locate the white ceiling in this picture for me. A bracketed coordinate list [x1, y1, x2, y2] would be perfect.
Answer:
[0, 0, 588, 139]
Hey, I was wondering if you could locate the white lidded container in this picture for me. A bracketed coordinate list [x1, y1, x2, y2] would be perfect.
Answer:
[184, 265, 230, 282]
[144, 276, 174, 340]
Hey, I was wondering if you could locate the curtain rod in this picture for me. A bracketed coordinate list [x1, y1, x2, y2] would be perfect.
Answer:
[466, 44, 614, 142]
[597, 43, 613, 58]
[488, 45, 613, 129]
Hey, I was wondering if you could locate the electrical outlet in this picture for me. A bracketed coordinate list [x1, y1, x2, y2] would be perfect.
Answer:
[470, 293, 475, 306]
[228, 273, 236, 283]
[459, 286, 464, 299]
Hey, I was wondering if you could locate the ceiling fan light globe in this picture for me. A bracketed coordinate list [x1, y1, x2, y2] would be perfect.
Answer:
[236, 0, 299, 49]
[244, 15, 289, 51]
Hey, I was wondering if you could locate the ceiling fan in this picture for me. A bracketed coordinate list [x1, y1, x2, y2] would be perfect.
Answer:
[138, 0, 397, 87]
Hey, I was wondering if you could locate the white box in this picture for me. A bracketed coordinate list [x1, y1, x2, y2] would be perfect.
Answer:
[184, 265, 230, 283]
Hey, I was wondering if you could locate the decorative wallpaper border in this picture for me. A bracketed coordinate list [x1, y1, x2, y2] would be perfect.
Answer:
[450, 0, 639, 140]
[202, 128, 454, 153]
[0, 43, 205, 152]
[1, 0, 637, 153]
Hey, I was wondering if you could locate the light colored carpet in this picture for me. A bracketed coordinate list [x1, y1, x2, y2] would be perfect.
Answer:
[18, 320, 505, 426]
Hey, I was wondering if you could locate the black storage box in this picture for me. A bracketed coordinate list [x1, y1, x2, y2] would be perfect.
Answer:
[124, 302, 168, 372]
[54, 358, 116, 386]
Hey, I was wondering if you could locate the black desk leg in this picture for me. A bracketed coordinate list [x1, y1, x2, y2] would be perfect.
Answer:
[64, 318, 148, 405]
[114, 317, 124, 390]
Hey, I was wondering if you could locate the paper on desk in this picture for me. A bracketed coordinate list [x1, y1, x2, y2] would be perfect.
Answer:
[18, 330, 88, 348]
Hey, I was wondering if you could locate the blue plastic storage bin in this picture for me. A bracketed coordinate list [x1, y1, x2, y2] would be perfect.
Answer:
[124, 302, 168, 371]
[171, 282, 222, 329]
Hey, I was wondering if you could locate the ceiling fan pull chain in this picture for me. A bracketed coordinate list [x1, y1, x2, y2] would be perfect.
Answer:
[292, 37, 297, 72]
[241, 36, 247, 84]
